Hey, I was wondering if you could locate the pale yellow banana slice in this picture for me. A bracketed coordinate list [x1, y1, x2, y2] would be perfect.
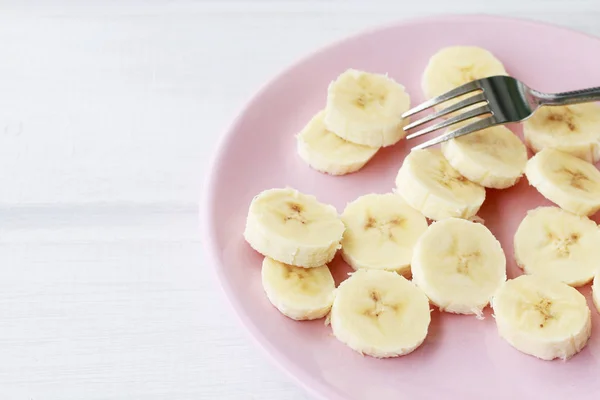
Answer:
[340, 193, 428, 276]
[523, 103, 600, 163]
[395, 149, 486, 221]
[422, 46, 507, 111]
[261, 257, 335, 320]
[514, 206, 600, 287]
[296, 110, 379, 175]
[244, 188, 345, 268]
[491, 274, 592, 361]
[411, 218, 506, 315]
[592, 273, 600, 314]
[324, 69, 410, 147]
[441, 124, 528, 189]
[525, 148, 600, 216]
[330, 269, 431, 358]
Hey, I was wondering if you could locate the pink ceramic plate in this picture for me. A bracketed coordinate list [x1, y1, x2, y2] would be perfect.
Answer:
[202, 14, 600, 400]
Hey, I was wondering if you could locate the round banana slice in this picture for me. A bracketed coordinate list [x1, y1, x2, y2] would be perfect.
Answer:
[395, 149, 486, 221]
[340, 193, 428, 276]
[514, 206, 600, 287]
[422, 46, 507, 110]
[243, 188, 345, 268]
[411, 218, 506, 316]
[261, 257, 335, 320]
[330, 269, 431, 358]
[324, 69, 410, 147]
[525, 148, 600, 216]
[296, 110, 379, 175]
[491, 274, 592, 361]
[441, 124, 528, 189]
[523, 103, 600, 164]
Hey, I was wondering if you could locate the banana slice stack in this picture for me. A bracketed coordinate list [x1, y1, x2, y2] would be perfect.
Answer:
[240, 44, 600, 362]
[296, 69, 411, 175]
[244, 187, 434, 357]
[243, 187, 342, 322]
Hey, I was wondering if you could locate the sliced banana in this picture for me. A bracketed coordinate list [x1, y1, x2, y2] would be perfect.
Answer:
[592, 273, 600, 314]
[514, 206, 600, 287]
[523, 103, 600, 163]
[340, 193, 428, 276]
[324, 69, 410, 147]
[395, 149, 486, 221]
[243, 188, 345, 268]
[491, 274, 592, 361]
[261, 257, 335, 320]
[411, 218, 506, 315]
[422, 46, 507, 110]
[525, 148, 600, 216]
[296, 110, 379, 175]
[441, 124, 528, 189]
[330, 269, 431, 358]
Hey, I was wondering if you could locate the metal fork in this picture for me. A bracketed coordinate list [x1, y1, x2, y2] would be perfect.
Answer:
[402, 75, 600, 150]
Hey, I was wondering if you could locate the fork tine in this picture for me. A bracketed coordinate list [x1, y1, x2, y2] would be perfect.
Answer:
[403, 92, 488, 132]
[405, 104, 492, 140]
[401, 80, 482, 119]
[411, 116, 497, 150]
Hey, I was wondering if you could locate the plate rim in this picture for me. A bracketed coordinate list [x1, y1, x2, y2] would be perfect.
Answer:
[200, 13, 600, 400]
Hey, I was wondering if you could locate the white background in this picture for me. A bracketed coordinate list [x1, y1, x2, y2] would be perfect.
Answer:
[1, 1, 600, 399]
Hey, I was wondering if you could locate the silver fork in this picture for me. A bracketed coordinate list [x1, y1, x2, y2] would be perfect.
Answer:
[402, 75, 600, 150]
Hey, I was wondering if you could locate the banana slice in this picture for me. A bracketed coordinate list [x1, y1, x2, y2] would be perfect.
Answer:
[592, 273, 600, 314]
[395, 149, 486, 221]
[340, 193, 428, 276]
[243, 188, 345, 268]
[514, 206, 600, 287]
[441, 124, 528, 189]
[525, 148, 600, 216]
[411, 218, 506, 315]
[422, 46, 507, 110]
[261, 257, 335, 320]
[324, 69, 410, 147]
[491, 274, 592, 361]
[296, 110, 379, 175]
[523, 103, 600, 163]
[330, 269, 431, 358]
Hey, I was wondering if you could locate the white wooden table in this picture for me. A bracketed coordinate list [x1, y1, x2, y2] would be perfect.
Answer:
[1, 1, 600, 399]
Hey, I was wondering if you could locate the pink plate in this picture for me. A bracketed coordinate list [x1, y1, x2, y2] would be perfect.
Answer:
[202, 14, 600, 400]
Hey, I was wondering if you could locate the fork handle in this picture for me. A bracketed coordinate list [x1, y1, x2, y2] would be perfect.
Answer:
[534, 87, 600, 106]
